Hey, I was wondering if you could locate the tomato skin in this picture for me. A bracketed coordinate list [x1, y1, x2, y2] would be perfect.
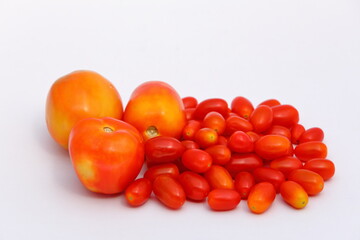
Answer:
[125, 178, 152, 207]
[204, 165, 234, 190]
[207, 189, 241, 211]
[227, 131, 254, 153]
[250, 105, 273, 133]
[234, 172, 255, 199]
[202, 112, 226, 135]
[181, 140, 200, 149]
[231, 96, 254, 119]
[254, 135, 292, 160]
[193, 98, 229, 120]
[224, 115, 253, 136]
[177, 171, 210, 201]
[182, 96, 198, 109]
[145, 136, 185, 165]
[303, 158, 335, 181]
[144, 163, 180, 182]
[225, 153, 263, 177]
[217, 135, 228, 146]
[253, 167, 285, 192]
[46, 70, 123, 149]
[258, 99, 281, 107]
[153, 175, 186, 209]
[294, 141, 327, 162]
[299, 127, 324, 144]
[68, 117, 144, 194]
[270, 156, 303, 176]
[185, 108, 196, 120]
[280, 181, 308, 209]
[194, 128, 218, 148]
[247, 182, 276, 214]
[205, 145, 231, 165]
[291, 123, 305, 144]
[181, 149, 213, 173]
[265, 125, 291, 140]
[182, 120, 201, 140]
[287, 169, 324, 195]
[246, 131, 261, 142]
[272, 104, 299, 128]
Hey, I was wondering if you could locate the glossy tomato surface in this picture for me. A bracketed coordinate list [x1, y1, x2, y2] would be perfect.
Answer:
[193, 98, 228, 120]
[280, 181, 308, 209]
[253, 167, 285, 192]
[181, 149, 213, 173]
[254, 135, 292, 160]
[287, 169, 324, 195]
[299, 127, 324, 143]
[205, 145, 231, 165]
[258, 99, 281, 107]
[144, 163, 180, 182]
[270, 156, 303, 176]
[182, 96, 198, 109]
[204, 165, 234, 190]
[207, 189, 241, 211]
[227, 131, 254, 153]
[125, 178, 152, 207]
[202, 111, 226, 135]
[182, 120, 201, 140]
[234, 172, 255, 199]
[290, 123, 305, 144]
[177, 171, 210, 201]
[224, 115, 253, 136]
[247, 182, 276, 214]
[294, 141, 328, 162]
[194, 128, 218, 148]
[250, 105, 273, 133]
[225, 153, 263, 177]
[231, 96, 254, 119]
[144, 136, 185, 165]
[153, 175, 186, 209]
[303, 158, 335, 181]
[272, 104, 299, 128]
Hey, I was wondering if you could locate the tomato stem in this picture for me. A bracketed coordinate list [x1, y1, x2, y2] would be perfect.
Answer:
[103, 127, 114, 133]
[146, 126, 159, 138]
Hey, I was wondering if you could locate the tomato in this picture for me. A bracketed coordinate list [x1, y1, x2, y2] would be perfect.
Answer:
[254, 135, 292, 160]
[181, 140, 200, 149]
[125, 178, 152, 207]
[253, 167, 285, 192]
[153, 175, 186, 209]
[185, 108, 196, 120]
[234, 172, 255, 199]
[205, 145, 231, 165]
[144, 163, 180, 182]
[207, 189, 241, 211]
[299, 127, 324, 143]
[145, 136, 185, 165]
[193, 98, 228, 120]
[270, 156, 303, 176]
[46, 70, 123, 149]
[194, 128, 218, 148]
[123, 81, 186, 140]
[291, 123, 305, 144]
[182, 120, 201, 140]
[182, 96, 198, 109]
[204, 165, 234, 190]
[181, 149, 212, 173]
[231, 96, 254, 119]
[68, 117, 144, 194]
[247, 182, 276, 214]
[202, 112, 226, 135]
[250, 105, 273, 133]
[272, 104, 299, 128]
[258, 99, 281, 107]
[224, 115, 253, 136]
[225, 153, 263, 177]
[265, 125, 291, 140]
[280, 181, 308, 209]
[177, 171, 210, 201]
[246, 131, 261, 142]
[227, 131, 254, 153]
[287, 169, 324, 195]
[294, 141, 327, 162]
[217, 135, 228, 146]
[303, 158, 335, 181]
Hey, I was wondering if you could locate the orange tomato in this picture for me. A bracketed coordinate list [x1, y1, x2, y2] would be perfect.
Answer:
[204, 165, 234, 190]
[280, 181, 308, 209]
[287, 169, 324, 195]
[247, 182, 276, 214]
[254, 135, 292, 160]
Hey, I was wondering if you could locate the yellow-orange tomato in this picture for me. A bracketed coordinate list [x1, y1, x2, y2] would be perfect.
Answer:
[280, 181, 308, 209]
[124, 81, 186, 140]
[46, 70, 123, 149]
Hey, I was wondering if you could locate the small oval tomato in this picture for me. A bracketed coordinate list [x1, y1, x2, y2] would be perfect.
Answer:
[181, 149, 212, 173]
[185, 108, 196, 120]
[153, 175, 186, 209]
[299, 127, 324, 143]
[217, 135, 228, 146]
[182, 96, 198, 109]
[234, 172, 255, 199]
[272, 104, 299, 128]
[287, 169, 324, 196]
[227, 131, 254, 153]
[291, 123, 305, 144]
[231, 96, 254, 119]
[294, 141, 327, 162]
[253, 167, 285, 192]
[303, 158, 335, 181]
[144, 163, 180, 182]
[280, 181, 308, 209]
[177, 171, 210, 201]
[254, 135, 292, 160]
[258, 99, 281, 107]
[194, 128, 218, 148]
[181, 140, 200, 149]
[182, 120, 201, 140]
[225, 153, 263, 177]
[202, 112, 226, 135]
[270, 156, 303, 176]
[247, 182, 276, 214]
[265, 125, 291, 140]
[145, 136, 185, 165]
[205, 145, 231, 165]
[224, 115, 253, 136]
[250, 105, 273, 133]
[193, 98, 229, 120]
[207, 189, 241, 211]
[246, 131, 261, 142]
[125, 178, 152, 207]
[204, 165, 234, 190]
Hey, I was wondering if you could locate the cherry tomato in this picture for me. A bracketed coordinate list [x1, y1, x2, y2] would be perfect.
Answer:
[204, 165, 234, 190]
[144, 163, 180, 182]
[182, 96, 198, 109]
[153, 175, 186, 209]
[272, 104, 299, 128]
[303, 158, 335, 181]
[270, 156, 303, 176]
[182, 120, 201, 140]
[177, 171, 210, 201]
[287, 169, 324, 195]
[246, 131, 261, 142]
[265, 125, 291, 140]
[181, 140, 200, 149]
[253, 167, 285, 192]
[231, 96, 254, 119]
[224, 115, 253, 136]
[194, 128, 218, 148]
[205, 145, 231, 165]
[299, 127, 324, 143]
[254, 135, 292, 160]
[145, 136, 185, 165]
[207, 189, 241, 211]
[181, 149, 212, 173]
[193, 98, 229, 120]
[225, 153, 263, 177]
[258, 99, 281, 107]
[247, 182, 276, 214]
[185, 108, 196, 120]
[125, 178, 152, 207]
[250, 105, 273, 133]
[291, 123, 305, 144]
[227, 131, 254, 153]
[217, 135, 228, 146]
[280, 181, 308, 209]
[202, 112, 226, 135]
[234, 172, 255, 199]
[294, 141, 327, 162]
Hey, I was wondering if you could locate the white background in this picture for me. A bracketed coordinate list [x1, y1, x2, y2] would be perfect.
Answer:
[1, 0, 360, 239]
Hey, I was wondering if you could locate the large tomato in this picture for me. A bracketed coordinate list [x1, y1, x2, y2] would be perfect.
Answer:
[68, 117, 144, 194]
[46, 70, 123, 149]
[123, 81, 186, 140]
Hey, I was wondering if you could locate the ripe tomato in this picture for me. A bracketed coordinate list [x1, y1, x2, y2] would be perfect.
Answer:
[246, 131, 261, 142]
[272, 104, 299, 128]
[280, 181, 308, 209]
[253, 167, 285, 192]
[194, 128, 218, 148]
[254, 135, 292, 160]
[153, 175, 186, 209]
[181, 149, 212, 173]
[225, 153, 263, 177]
[205, 145, 231, 165]
[46, 70, 123, 149]
[291, 123, 305, 144]
[224, 115, 253, 136]
[207, 189, 241, 211]
[145, 136, 185, 165]
[217, 135, 228, 146]
[250, 105, 273, 133]
[299, 127, 324, 143]
[227, 131, 254, 153]
[68, 117, 144, 194]
[303, 158, 335, 181]
[177, 171, 210, 201]
[125, 178, 152, 207]
[294, 141, 327, 162]
[258, 99, 281, 107]
[247, 182, 276, 214]
[265, 125, 291, 140]
[287, 169, 324, 195]
[185, 108, 196, 120]
[269, 156, 303, 176]
[182, 120, 201, 140]
[231, 96, 254, 119]
[144, 163, 180, 182]
[202, 112, 226, 135]
[182, 96, 198, 109]
[193, 98, 228, 120]
[123, 81, 186, 140]
[204, 165, 234, 190]
[234, 172, 255, 199]
[181, 140, 200, 149]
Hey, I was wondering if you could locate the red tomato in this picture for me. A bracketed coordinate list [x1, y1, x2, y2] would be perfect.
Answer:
[153, 175, 186, 209]
[177, 171, 210, 201]
[182, 120, 201, 140]
[144, 163, 180, 182]
[202, 112, 226, 135]
[270, 156, 303, 176]
[234, 172, 255, 199]
[194, 128, 218, 148]
[265, 125, 291, 140]
[224, 115, 253, 136]
[217, 135, 228, 146]
[181, 149, 212, 173]
[227, 131, 254, 153]
[303, 158, 335, 181]
[246, 131, 261, 142]
[185, 108, 196, 120]
[204, 165, 234, 190]
[225, 153, 263, 177]
[250, 105, 273, 133]
[181, 140, 200, 149]
[287, 169, 324, 195]
[205, 145, 231, 165]
[145, 136, 185, 165]
[280, 181, 308, 209]
[258, 99, 281, 107]
[294, 141, 327, 162]
[272, 104, 299, 128]
[254, 135, 292, 160]
[125, 178, 152, 207]
[68, 117, 144, 194]
[247, 182, 276, 214]
[231, 96, 254, 119]
[291, 123, 305, 144]
[182, 96, 198, 109]
[207, 189, 241, 211]
[253, 167, 285, 192]
[193, 98, 229, 120]
[299, 127, 324, 143]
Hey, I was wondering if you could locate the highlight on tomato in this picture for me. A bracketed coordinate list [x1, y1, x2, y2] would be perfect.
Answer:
[125, 178, 152, 207]
[153, 175, 186, 209]
[280, 181, 308, 209]
[207, 189, 241, 211]
[247, 182, 276, 214]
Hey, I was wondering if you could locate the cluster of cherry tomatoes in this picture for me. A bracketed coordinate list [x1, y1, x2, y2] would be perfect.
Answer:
[125, 96, 335, 213]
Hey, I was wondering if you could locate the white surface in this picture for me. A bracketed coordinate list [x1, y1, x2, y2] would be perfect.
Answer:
[1, 0, 360, 239]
